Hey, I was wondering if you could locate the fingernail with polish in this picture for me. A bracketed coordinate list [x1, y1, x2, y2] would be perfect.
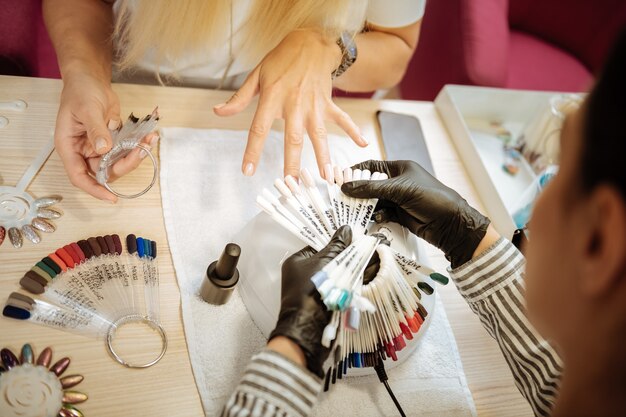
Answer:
[149, 135, 160, 147]
[95, 137, 108, 153]
[360, 135, 369, 146]
[243, 162, 255, 176]
[214, 103, 226, 110]
[324, 163, 334, 184]
[108, 119, 120, 130]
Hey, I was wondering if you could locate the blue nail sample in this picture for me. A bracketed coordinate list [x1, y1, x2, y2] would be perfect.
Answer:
[3, 305, 31, 319]
[137, 237, 145, 257]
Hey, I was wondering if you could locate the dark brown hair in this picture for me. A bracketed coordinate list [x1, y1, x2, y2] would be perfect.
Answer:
[583, 27, 626, 197]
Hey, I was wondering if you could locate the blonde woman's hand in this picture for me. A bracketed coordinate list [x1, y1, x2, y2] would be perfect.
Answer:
[213, 29, 368, 179]
[54, 73, 155, 202]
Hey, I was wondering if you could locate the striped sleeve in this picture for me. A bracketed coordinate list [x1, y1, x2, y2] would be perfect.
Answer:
[448, 238, 563, 416]
[221, 349, 322, 417]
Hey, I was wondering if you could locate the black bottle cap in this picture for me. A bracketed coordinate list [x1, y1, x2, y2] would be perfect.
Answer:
[206, 243, 240, 289]
[215, 243, 241, 280]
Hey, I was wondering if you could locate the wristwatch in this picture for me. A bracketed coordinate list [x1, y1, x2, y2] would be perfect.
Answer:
[332, 31, 358, 79]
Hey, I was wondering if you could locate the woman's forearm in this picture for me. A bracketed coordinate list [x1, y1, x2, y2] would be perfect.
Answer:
[333, 21, 422, 92]
[43, 0, 114, 81]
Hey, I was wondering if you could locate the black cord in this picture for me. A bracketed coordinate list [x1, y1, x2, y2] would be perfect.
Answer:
[383, 380, 407, 417]
[374, 353, 407, 417]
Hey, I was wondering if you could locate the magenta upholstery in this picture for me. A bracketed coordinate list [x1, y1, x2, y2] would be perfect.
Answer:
[401, 0, 626, 100]
[507, 31, 592, 91]
[460, 0, 509, 87]
[0, 0, 60, 78]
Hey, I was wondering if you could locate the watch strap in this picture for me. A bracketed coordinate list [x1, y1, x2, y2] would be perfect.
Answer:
[332, 32, 357, 79]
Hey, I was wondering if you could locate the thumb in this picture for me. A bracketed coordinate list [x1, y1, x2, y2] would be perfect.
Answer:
[341, 178, 396, 201]
[81, 107, 113, 155]
[317, 225, 352, 260]
[213, 67, 260, 116]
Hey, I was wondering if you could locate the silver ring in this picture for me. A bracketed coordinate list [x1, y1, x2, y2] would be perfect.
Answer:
[106, 314, 167, 368]
[103, 144, 158, 199]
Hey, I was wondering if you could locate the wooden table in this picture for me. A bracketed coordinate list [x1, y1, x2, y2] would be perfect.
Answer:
[0, 75, 531, 416]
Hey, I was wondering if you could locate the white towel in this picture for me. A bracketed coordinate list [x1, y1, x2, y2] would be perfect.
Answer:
[159, 127, 477, 416]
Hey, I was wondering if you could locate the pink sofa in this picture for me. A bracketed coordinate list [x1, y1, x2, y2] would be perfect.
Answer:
[0, 0, 60, 78]
[401, 0, 626, 100]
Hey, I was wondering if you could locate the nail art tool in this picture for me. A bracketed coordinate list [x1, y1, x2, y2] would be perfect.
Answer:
[255, 167, 449, 388]
[96, 108, 160, 199]
[2, 234, 167, 369]
[0, 130, 63, 249]
[0, 343, 87, 417]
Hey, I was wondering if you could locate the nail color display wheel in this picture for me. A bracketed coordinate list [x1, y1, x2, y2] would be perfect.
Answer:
[235, 213, 437, 376]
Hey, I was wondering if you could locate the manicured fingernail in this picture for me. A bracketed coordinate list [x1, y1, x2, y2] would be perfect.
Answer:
[214, 103, 226, 110]
[139, 146, 151, 159]
[324, 164, 334, 184]
[102, 198, 115, 204]
[360, 135, 369, 146]
[95, 137, 108, 153]
[243, 162, 255, 176]
[149, 135, 159, 147]
[107, 119, 120, 130]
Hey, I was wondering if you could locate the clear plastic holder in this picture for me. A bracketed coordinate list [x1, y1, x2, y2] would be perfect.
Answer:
[9, 247, 166, 369]
[0, 132, 63, 248]
[96, 108, 160, 199]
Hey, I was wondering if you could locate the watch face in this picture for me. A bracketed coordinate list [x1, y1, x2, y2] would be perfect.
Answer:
[340, 32, 358, 61]
[347, 44, 358, 61]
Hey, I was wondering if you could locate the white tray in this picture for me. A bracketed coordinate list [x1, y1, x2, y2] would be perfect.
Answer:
[434, 85, 577, 238]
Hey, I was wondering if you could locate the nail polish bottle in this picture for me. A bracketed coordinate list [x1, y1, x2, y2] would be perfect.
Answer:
[200, 243, 241, 305]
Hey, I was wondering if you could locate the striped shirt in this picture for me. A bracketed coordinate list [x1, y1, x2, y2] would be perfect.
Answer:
[222, 238, 562, 416]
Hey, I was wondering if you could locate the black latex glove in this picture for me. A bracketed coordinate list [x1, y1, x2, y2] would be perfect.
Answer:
[341, 160, 490, 268]
[269, 225, 352, 377]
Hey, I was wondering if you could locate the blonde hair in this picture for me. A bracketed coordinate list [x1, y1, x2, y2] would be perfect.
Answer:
[113, 0, 367, 78]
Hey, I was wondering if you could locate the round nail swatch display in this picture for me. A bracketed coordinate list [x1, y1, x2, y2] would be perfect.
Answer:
[0, 343, 87, 417]
[246, 167, 449, 386]
[3, 234, 167, 368]
[1, 98, 62, 249]
[0, 194, 63, 249]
